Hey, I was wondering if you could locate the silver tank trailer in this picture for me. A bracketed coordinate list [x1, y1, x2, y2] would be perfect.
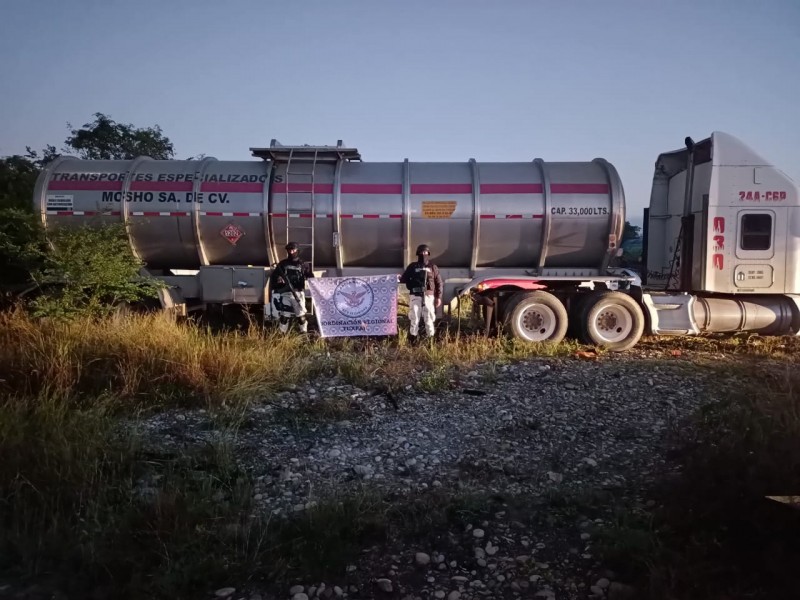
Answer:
[33, 144, 625, 275]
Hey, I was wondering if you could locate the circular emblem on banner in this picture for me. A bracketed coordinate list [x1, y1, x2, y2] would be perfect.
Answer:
[333, 278, 374, 318]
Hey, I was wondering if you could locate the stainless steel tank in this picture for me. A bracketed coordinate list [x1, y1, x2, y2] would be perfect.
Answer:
[33, 145, 625, 273]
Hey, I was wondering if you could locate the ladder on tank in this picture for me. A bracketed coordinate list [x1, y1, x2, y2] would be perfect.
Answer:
[283, 148, 318, 267]
[250, 140, 362, 270]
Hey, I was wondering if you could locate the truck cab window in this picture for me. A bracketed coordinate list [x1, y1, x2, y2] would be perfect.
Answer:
[740, 214, 772, 251]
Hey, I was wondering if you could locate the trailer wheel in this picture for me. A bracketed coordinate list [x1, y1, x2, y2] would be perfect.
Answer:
[579, 292, 644, 351]
[504, 291, 568, 343]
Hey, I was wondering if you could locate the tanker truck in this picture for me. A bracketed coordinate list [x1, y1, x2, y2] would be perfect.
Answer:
[32, 132, 800, 351]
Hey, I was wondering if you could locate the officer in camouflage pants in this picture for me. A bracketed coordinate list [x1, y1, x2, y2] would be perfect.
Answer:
[269, 242, 314, 333]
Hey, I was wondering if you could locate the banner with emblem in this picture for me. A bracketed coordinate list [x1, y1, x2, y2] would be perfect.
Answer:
[307, 275, 398, 337]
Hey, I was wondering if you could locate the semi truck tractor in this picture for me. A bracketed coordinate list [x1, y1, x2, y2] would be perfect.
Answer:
[32, 132, 800, 350]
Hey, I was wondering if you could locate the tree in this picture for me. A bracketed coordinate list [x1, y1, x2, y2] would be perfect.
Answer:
[0, 146, 58, 212]
[64, 113, 175, 160]
[1, 113, 175, 213]
[0, 149, 56, 288]
[0, 113, 175, 297]
[0, 208, 47, 291]
[0, 156, 39, 212]
[622, 221, 641, 242]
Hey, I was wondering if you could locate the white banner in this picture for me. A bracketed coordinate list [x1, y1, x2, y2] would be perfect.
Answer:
[308, 275, 398, 338]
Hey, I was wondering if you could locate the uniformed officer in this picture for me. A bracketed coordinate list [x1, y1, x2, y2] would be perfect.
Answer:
[269, 242, 314, 333]
[399, 244, 443, 341]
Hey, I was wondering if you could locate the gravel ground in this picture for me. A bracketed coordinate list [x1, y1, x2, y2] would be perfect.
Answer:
[131, 351, 740, 600]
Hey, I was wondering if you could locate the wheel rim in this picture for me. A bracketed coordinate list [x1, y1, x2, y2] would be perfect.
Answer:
[592, 303, 634, 343]
[515, 303, 558, 341]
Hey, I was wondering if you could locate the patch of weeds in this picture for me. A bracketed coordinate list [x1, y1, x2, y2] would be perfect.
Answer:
[303, 393, 364, 421]
[334, 352, 383, 389]
[541, 487, 618, 522]
[207, 403, 254, 432]
[417, 365, 452, 393]
[0, 392, 263, 598]
[592, 510, 661, 582]
[480, 362, 501, 384]
[271, 394, 365, 430]
[385, 490, 504, 539]
[266, 491, 389, 581]
[262, 490, 503, 583]
[117, 442, 261, 594]
[589, 362, 800, 599]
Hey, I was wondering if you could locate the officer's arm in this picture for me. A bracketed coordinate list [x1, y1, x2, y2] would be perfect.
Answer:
[399, 265, 409, 284]
[269, 263, 283, 287]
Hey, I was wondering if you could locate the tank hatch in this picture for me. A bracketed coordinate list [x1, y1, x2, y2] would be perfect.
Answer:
[250, 139, 361, 162]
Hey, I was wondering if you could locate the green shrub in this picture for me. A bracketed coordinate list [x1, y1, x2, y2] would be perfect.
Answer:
[0, 207, 46, 289]
[31, 224, 162, 318]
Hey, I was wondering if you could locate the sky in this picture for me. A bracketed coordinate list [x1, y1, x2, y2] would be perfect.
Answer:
[1, 0, 799, 225]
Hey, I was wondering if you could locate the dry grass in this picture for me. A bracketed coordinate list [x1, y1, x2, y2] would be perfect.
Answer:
[0, 308, 585, 596]
[324, 331, 580, 394]
[0, 310, 309, 408]
[0, 309, 582, 410]
[3, 308, 800, 598]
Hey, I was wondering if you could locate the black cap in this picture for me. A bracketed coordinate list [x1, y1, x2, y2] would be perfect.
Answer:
[416, 244, 430, 256]
[286, 242, 299, 251]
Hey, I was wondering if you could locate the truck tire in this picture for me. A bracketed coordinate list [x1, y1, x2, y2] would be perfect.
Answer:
[579, 291, 644, 351]
[504, 291, 568, 343]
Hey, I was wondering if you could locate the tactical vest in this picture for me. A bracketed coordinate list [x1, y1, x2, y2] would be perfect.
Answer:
[407, 264, 431, 295]
[282, 262, 305, 289]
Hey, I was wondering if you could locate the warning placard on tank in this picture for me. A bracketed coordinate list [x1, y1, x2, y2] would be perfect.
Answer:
[46, 194, 74, 211]
[421, 201, 457, 219]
